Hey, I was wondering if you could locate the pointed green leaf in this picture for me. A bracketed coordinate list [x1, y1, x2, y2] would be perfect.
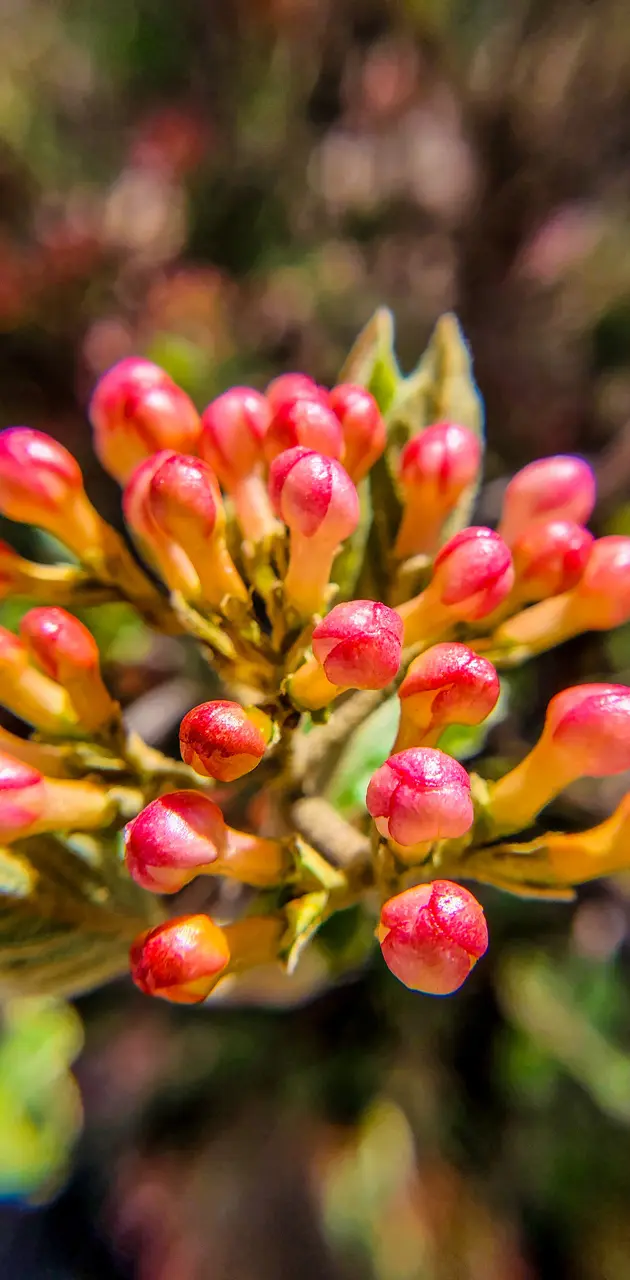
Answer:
[282, 890, 329, 975]
[338, 308, 401, 414]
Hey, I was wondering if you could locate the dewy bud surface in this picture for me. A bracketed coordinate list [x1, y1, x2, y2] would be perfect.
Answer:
[366, 747, 473, 846]
[379, 880, 488, 994]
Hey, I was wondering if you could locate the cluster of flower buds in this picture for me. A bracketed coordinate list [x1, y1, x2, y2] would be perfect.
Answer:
[4, 328, 630, 1009]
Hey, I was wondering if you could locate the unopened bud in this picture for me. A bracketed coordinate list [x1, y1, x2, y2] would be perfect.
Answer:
[264, 398, 343, 465]
[130, 914, 231, 1004]
[395, 423, 482, 558]
[0, 753, 46, 840]
[328, 384, 386, 482]
[179, 700, 271, 781]
[269, 447, 360, 616]
[488, 682, 630, 834]
[511, 519, 593, 602]
[266, 373, 328, 415]
[89, 357, 201, 485]
[0, 626, 76, 732]
[366, 747, 473, 847]
[0, 428, 102, 556]
[125, 790, 287, 893]
[0, 749, 114, 841]
[498, 454, 596, 546]
[288, 601, 402, 710]
[394, 642, 500, 751]
[199, 387, 277, 541]
[19, 607, 117, 733]
[378, 880, 488, 994]
[399, 527, 514, 647]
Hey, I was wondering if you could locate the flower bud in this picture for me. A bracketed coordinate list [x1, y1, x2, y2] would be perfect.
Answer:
[0, 750, 114, 841]
[89, 357, 201, 485]
[288, 601, 403, 709]
[264, 398, 343, 465]
[487, 683, 630, 834]
[179, 700, 271, 782]
[266, 373, 328, 414]
[498, 454, 596, 546]
[394, 642, 500, 751]
[130, 914, 231, 1004]
[0, 428, 103, 555]
[199, 387, 277, 541]
[269, 448, 360, 616]
[378, 880, 488, 994]
[0, 626, 76, 732]
[19, 607, 117, 733]
[366, 747, 473, 847]
[0, 752, 46, 840]
[328, 384, 386, 482]
[511, 518, 593, 601]
[124, 790, 288, 893]
[395, 422, 482, 558]
[399, 527, 514, 647]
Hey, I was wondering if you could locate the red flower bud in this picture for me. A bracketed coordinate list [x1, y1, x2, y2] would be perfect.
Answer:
[328, 384, 386, 482]
[0, 751, 46, 840]
[0, 625, 77, 732]
[266, 373, 328, 415]
[498, 454, 596, 546]
[573, 535, 630, 627]
[311, 600, 403, 688]
[545, 683, 630, 777]
[269, 448, 360, 615]
[199, 386, 270, 486]
[511, 518, 594, 600]
[130, 914, 230, 1003]
[378, 880, 488, 994]
[19, 607, 116, 732]
[147, 452, 222, 545]
[124, 790, 227, 892]
[432, 527, 514, 620]
[395, 422, 482, 557]
[89, 357, 201, 485]
[179, 700, 270, 782]
[366, 747, 473, 847]
[0, 428, 102, 554]
[264, 398, 343, 465]
[395, 642, 500, 750]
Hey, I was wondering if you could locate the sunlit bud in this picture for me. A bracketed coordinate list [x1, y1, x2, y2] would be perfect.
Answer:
[130, 914, 231, 1004]
[328, 384, 386, 482]
[510, 519, 593, 602]
[0, 726, 69, 778]
[498, 454, 596, 546]
[124, 790, 287, 893]
[366, 747, 473, 847]
[399, 527, 514, 646]
[288, 601, 403, 710]
[487, 683, 630, 834]
[264, 397, 343, 465]
[394, 642, 500, 751]
[0, 750, 114, 842]
[0, 428, 103, 556]
[494, 535, 630, 656]
[378, 880, 488, 994]
[266, 373, 329, 415]
[0, 626, 76, 732]
[89, 357, 201, 485]
[395, 422, 482, 558]
[199, 387, 277, 541]
[179, 700, 271, 781]
[543, 793, 630, 885]
[269, 447, 360, 616]
[19, 607, 117, 733]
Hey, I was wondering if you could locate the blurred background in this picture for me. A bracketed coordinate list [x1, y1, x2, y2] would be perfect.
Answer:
[2, 0, 630, 1275]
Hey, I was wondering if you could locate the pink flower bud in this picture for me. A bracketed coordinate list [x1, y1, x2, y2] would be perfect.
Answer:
[130, 914, 231, 1003]
[498, 455, 596, 546]
[264, 398, 343, 465]
[0, 625, 76, 732]
[124, 790, 227, 892]
[269, 448, 360, 615]
[395, 422, 482, 558]
[179, 700, 270, 782]
[544, 683, 630, 777]
[432, 527, 514, 621]
[0, 428, 87, 536]
[395, 642, 500, 750]
[19, 607, 116, 732]
[266, 373, 328, 415]
[573, 535, 630, 627]
[378, 880, 488, 994]
[311, 600, 403, 688]
[328, 384, 386, 482]
[366, 747, 473, 847]
[147, 452, 222, 546]
[199, 386, 270, 486]
[511, 518, 594, 600]
[89, 357, 201, 485]
[0, 751, 46, 840]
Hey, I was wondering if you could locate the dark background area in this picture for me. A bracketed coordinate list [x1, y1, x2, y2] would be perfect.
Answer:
[2, 1, 630, 1276]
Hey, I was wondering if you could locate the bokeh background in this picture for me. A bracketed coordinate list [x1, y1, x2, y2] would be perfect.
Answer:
[2, 0, 630, 1275]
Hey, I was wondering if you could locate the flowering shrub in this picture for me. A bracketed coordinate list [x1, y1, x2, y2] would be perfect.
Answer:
[0, 310, 628, 1004]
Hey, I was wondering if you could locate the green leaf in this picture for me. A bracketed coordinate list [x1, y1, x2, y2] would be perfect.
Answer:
[282, 891, 329, 975]
[337, 308, 401, 414]
[0, 835, 162, 999]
